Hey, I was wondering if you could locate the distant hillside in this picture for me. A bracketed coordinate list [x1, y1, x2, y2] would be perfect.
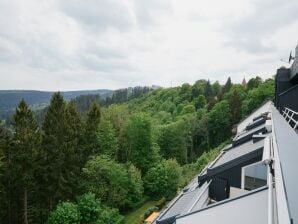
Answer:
[0, 89, 113, 121]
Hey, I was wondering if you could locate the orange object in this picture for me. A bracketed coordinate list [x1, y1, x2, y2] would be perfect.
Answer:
[145, 212, 159, 223]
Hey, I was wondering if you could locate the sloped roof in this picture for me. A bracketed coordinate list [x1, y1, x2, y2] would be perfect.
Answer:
[211, 138, 265, 168]
[236, 101, 272, 133]
[158, 182, 208, 222]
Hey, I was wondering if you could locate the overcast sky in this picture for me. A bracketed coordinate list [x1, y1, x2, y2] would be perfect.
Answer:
[0, 0, 297, 91]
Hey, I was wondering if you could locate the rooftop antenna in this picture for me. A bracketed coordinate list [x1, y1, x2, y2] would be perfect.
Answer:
[288, 50, 295, 63]
[280, 49, 296, 64]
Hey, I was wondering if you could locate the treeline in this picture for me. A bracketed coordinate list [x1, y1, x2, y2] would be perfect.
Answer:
[106, 86, 153, 105]
[71, 86, 154, 113]
[0, 76, 274, 224]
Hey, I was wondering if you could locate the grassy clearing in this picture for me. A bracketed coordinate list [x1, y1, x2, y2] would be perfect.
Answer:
[124, 200, 159, 224]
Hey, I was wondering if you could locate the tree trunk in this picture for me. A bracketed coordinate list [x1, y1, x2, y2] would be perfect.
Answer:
[8, 152, 12, 224]
[24, 188, 28, 224]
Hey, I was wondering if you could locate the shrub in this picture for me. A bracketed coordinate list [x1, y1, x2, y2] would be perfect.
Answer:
[47, 202, 80, 224]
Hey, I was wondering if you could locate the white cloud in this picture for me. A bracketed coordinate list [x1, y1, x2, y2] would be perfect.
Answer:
[0, 0, 297, 90]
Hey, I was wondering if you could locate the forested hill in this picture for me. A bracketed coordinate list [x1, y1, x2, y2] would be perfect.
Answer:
[0, 76, 274, 224]
[118, 76, 274, 162]
[0, 89, 112, 121]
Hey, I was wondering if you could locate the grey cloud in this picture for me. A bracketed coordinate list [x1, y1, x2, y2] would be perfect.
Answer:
[0, 0, 296, 91]
[224, 0, 298, 54]
[133, 0, 172, 28]
[86, 45, 125, 60]
[80, 52, 136, 73]
[0, 2, 71, 70]
[24, 44, 66, 71]
[60, 0, 135, 32]
[225, 37, 274, 54]
[0, 36, 22, 63]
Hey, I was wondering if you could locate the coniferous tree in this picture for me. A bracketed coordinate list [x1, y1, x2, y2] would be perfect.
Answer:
[212, 81, 221, 97]
[12, 99, 41, 224]
[229, 89, 242, 124]
[0, 127, 14, 223]
[41, 92, 66, 209]
[63, 102, 83, 195]
[223, 77, 232, 94]
[204, 80, 213, 98]
[83, 103, 101, 159]
[41, 94, 83, 213]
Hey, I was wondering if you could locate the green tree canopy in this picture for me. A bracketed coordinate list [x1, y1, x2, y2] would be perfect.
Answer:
[208, 100, 232, 146]
[97, 118, 118, 158]
[125, 163, 144, 208]
[81, 155, 129, 208]
[247, 76, 262, 90]
[144, 159, 182, 199]
[124, 113, 157, 173]
[194, 95, 206, 110]
[157, 120, 188, 164]
[48, 202, 80, 224]
[48, 193, 124, 224]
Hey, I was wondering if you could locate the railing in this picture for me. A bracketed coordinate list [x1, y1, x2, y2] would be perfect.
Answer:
[282, 107, 298, 131]
[278, 84, 298, 114]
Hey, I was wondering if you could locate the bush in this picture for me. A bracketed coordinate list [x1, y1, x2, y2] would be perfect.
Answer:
[47, 202, 80, 224]
[47, 193, 124, 224]
[77, 193, 101, 224]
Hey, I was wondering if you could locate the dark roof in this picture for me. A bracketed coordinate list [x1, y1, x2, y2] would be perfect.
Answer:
[236, 101, 271, 133]
[233, 124, 267, 146]
[211, 139, 265, 168]
[157, 183, 208, 224]
[246, 116, 266, 131]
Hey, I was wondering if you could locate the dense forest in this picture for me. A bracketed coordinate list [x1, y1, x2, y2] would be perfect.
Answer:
[0, 89, 113, 124]
[0, 76, 274, 224]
